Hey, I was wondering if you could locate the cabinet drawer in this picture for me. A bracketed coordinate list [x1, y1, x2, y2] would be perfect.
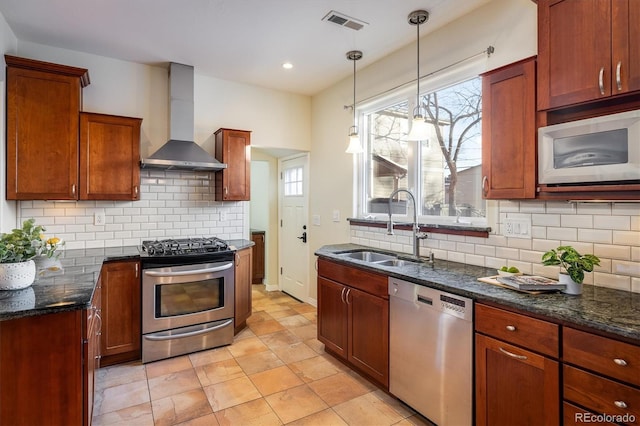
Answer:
[564, 327, 640, 387]
[564, 365, 640, 425]
[475, 304, 559, 357]
[317, 258, 388, 298]
[563, 402, 617, 426]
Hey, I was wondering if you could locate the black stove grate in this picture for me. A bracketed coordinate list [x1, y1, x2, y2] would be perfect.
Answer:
[141, 237, 230, 257]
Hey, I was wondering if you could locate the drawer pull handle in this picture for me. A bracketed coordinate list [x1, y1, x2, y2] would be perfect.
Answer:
[613, 358, 627, 366]
[598, 67, 605, 95]
[505, 325, 516, 332]
[499, 347, 527, 360]
[614, 401, 627, 409]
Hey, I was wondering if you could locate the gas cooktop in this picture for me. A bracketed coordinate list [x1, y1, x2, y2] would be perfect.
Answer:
[140, 237, 230, 257]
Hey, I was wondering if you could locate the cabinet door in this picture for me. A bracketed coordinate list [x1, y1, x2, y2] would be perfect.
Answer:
[537, 0, 612, 109]
[234, 247, 253, 334]
[251, 232, 265, 284]
[0, 311, 84, 425]
[475, 334, 560, 426]
[215, 128, 251, 201]
[481, 58, 536, 199]
[348, 287, 389, 388]
[100, 260, 141, 366]
[80, 112, 142, 200]
[317, 277, 348, 359]
[6, 65, 81, 200]
[612, 0, 640, 94]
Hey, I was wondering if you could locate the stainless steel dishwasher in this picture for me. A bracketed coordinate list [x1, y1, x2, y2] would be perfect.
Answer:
[389, 277, 473, 426]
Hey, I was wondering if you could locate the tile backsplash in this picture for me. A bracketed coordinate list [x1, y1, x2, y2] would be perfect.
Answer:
[351, 200, 640, 293]
[18, 170, 245, 249]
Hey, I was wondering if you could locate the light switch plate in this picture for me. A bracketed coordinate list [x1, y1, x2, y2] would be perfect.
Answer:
[332, 210, 340, 222]
[312, 214, 321, 226]
[503, 218, 531, 239]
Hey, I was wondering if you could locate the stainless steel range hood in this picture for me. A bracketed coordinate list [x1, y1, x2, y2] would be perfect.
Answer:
[141, 63, 226, 171]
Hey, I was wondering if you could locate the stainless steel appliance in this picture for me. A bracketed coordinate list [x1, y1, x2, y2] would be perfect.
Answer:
[538, 109, 640, 185]
[140, 237, 235, 363]
[389, 277, 473, 426]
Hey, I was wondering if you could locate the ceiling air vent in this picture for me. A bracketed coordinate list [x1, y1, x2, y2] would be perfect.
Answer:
[322, 10, 368, 31]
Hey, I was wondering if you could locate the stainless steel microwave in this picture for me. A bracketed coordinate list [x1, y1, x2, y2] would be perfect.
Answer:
[538, 109, 640, 185]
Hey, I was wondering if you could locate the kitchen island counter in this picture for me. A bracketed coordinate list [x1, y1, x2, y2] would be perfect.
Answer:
[316, 243, 640, 344]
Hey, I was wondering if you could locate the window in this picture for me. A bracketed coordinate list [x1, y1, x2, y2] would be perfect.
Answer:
[359, 76, 485, 224]
[283, 166, 303, 196]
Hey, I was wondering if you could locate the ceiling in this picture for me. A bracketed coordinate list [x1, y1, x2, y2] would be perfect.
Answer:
[0, 0, 491, 96]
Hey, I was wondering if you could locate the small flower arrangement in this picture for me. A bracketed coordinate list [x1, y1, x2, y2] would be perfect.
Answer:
[0, 219, 64, 263]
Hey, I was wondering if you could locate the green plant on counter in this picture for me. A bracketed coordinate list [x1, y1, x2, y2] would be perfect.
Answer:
[541, 245, 600, 284]
[0, 219, 64, 263]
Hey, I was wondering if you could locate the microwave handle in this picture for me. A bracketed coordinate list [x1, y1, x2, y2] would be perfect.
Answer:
[143, 262, 233, 277]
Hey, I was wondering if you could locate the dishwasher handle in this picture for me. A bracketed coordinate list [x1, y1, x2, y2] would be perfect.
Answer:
[417, 294, 433, 305]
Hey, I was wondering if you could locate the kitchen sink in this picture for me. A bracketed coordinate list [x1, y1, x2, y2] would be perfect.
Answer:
[338, 250, 397, 263]
[376, 259, 411, 267]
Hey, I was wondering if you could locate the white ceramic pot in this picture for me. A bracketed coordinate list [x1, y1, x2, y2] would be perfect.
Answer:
[559, 273, 582, 295]
[0, 260, 37, 291]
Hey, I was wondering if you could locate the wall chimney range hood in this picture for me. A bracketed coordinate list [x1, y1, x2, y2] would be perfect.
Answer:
[141, 63, 226, 171]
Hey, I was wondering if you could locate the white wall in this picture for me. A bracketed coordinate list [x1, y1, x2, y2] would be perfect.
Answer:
[0, 13, 17, 231]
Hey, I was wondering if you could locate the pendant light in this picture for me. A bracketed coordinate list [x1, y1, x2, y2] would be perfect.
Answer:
[345, 50, 364, 154]
[406, 10, 430, 141]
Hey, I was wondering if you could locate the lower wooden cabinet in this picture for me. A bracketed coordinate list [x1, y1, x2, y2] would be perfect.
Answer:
[100, 260, 141, 366]
[234, 247, 252, 334]
[251, 230, 265, 284]
[475, 303, 560, 426]
[0, 291, 100, 425]
[317, 258, 389, 388]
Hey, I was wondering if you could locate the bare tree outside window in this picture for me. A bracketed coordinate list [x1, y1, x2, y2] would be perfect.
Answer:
[363, 76, 484, 220]
[423, 77, 482, 217]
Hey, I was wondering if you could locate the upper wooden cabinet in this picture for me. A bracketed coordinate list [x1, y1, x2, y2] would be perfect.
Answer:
[537, 0, 640, 110]
[5, 55, 89, 200]
[481, 57, 536, 199]
[214, 128, 251, 201]
[80, 112, 142, 200]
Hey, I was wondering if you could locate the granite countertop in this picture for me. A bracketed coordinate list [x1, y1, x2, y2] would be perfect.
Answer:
[0, 239, 254, 322]
[316, 243, 640, 343]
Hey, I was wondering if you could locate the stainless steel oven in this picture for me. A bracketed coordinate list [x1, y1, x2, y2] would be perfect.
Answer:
[140, 238, 235, 363]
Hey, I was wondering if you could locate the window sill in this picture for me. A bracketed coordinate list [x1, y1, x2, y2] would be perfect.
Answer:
[347, 217, 491, 238]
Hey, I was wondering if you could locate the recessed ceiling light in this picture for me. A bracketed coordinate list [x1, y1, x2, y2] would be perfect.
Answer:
[282, 62, 293, 70]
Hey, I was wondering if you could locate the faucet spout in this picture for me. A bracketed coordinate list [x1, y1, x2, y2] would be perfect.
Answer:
[387, 189, 428, 259]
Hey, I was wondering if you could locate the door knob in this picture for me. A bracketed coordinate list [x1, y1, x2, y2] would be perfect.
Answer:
[297, 231, 307, 243]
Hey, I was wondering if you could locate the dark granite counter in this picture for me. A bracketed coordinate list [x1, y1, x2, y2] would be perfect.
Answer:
[316, 243, 640, 343]
[0, 240, 254, 322]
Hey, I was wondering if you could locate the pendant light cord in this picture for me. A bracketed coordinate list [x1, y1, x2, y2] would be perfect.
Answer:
[415, 19, 420, 113]
[353, 55, 357, 126]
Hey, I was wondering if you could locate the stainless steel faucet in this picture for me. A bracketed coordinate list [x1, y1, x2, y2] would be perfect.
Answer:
[387, 189, 429, 260]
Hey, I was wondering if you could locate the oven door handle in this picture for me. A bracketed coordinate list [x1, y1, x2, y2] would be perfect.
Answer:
[143, 319, 233, 341]
[143, 262, 233, 277]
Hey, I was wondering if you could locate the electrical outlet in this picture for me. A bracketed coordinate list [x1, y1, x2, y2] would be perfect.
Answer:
[219, 210, 227, 221]
[94, 211, 106, 226]
[503, 218, 531, 239]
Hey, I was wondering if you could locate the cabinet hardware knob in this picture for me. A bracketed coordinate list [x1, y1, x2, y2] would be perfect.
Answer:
[134, 185, 139, 196]
[613, 358, 628, 366]
[614, 401, 627, 409]
[72, 184, 76, 195]
[616, 61, 622, 91]
[499, 347, 527, 360]
[598, 67, 605, 95]
[506, 325, 516, 332]
[345, 288, 351, 305]
[340, 287, 347, 304]
[482, 176, 488, 196]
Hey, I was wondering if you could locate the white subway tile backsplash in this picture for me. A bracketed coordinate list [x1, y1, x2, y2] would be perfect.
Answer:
[352, 200, 640, 293]
[17, 170, 244, 249]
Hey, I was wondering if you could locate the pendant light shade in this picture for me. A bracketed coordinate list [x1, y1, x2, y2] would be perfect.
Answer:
[345, 50, 364, 154]
[406, 10, 429, 141]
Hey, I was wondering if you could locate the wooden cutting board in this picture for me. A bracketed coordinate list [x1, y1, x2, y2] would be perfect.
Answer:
[477, 275, 548, 295]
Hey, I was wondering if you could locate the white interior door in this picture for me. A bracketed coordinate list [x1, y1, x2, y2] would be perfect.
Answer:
[279, 154, 309, 302]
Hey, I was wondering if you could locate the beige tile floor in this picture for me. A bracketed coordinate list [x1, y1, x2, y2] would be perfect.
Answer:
[93, 287, 431, 426]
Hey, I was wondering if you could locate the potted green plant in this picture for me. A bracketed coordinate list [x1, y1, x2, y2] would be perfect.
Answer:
[541, 245, 600, 295]
[0, 219, 63, 290]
